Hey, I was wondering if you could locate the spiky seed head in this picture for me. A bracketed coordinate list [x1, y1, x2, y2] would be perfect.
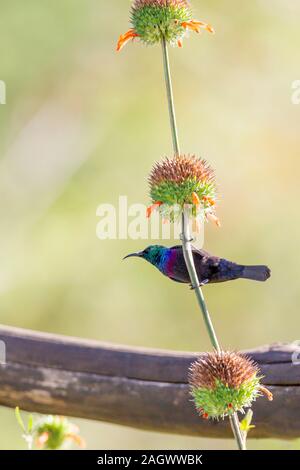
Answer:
[189, 351, 263, 419]
[148, 154, 217, 221]
[131, 0, 192, 45]
[189, 351, 259, 389]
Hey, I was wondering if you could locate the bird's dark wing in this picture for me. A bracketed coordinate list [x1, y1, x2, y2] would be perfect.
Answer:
[191, 247, 221, 283]
[170, 245, 222, 284]
[169, 245, 267, 284]
[168, 276, 186, 284]
[191, 245, 214, 259]
[170, 244, 214, 259]
[170, 245, 183, 251]
[169, 245, 217, 284]
[168, 246, 190, 283]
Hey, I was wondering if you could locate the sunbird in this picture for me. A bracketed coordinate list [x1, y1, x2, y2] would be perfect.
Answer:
[124, 245, 271, 286]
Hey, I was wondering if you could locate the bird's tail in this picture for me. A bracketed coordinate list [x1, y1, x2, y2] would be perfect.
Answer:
[241, 265, 271, 282]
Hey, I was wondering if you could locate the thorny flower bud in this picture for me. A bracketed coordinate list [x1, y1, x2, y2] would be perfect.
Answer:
[117, 0, 214, 51]
[147, 154, 219, 224]
[35, 415, 85, 450]
[189, 351, 273, 420]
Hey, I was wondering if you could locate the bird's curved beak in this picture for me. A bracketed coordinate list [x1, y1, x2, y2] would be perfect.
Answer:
[123, 252, 142, 260]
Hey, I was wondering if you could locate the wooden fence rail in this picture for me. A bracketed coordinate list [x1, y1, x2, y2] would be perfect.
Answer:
[0, 325, 300, 439]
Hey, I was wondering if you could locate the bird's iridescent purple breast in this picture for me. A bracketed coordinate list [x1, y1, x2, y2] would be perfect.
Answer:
[157, 248, 177, 277]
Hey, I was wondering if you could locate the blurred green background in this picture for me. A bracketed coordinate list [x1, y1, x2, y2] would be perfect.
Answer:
[0, 0, 299, 450]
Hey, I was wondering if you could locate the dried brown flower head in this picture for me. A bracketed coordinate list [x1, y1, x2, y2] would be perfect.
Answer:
[189, 351, 272, 419]
[189, 351, 259, 390]
[149, 154, 214, 187]
[147, 154, 218, 223]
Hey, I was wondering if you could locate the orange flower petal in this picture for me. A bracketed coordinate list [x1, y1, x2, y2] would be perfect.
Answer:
[146, 201, 162, 218]
[181, 20, 215, 35]
[207, 212, 221, 227]
[66, 433, 86, 448]
[203, 195, 215, 206]
[116, 29, 139, 52]
[36, 432, 49, 448]
[177, 39, 183, 48]
[181, 21, 201, 33]
[205, 24, 215, 34]
[190, 20, 206, 26]
[192, 191, 201, 206]
[192, 20, 214, 33]
[259, 386, 273, 401]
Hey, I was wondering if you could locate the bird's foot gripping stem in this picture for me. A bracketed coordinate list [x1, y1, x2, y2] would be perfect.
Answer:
[190, 279, 209, 290]
[180, 233, 194, 243]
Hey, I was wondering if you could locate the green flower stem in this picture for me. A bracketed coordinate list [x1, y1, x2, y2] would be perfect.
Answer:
[161, 38, 180, 156]
[181, 210, 221, 350]
[230, 413, 246, 451]
[160, 37, 246, 451]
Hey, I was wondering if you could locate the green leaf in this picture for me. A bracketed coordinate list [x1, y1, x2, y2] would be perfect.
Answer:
[27, 414, 34, 433]
[15, 407, 26, 432]
[240, 410, 255, 433]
